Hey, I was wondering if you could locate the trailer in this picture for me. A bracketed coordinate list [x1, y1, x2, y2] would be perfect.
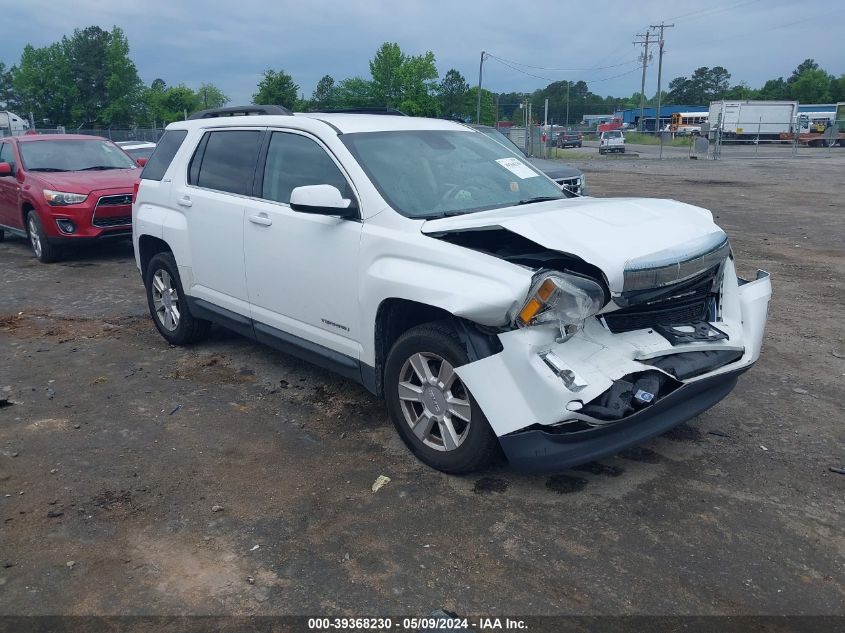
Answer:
[709, 100, 797, 141]
[779, 103, 845, 147]
[0, 111, 29, 137]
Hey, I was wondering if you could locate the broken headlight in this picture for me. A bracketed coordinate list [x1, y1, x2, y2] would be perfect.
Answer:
[514, 272, 605, 329]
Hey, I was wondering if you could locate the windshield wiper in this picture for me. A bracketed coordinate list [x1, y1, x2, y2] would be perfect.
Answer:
[28, 167, 67, 172]
[516, 196, 561, 206]
[77, 165, 124, 171]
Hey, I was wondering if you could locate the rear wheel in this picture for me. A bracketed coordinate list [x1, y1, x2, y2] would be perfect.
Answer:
[26, 211, 60, 263]
[384, 321, 500, 473]
[0, 229, 4, 242]
[144, 252, 211, 345]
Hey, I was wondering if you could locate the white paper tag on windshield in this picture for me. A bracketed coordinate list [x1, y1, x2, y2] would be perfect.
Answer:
[495, 157, 538, 179]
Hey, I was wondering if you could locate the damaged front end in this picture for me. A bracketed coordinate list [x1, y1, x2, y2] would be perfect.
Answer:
[448, 236, 772, 472]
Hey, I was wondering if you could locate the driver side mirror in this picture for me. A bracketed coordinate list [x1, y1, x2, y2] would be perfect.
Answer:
[289, 184, 357, 219]
[0, 162, 12, 177]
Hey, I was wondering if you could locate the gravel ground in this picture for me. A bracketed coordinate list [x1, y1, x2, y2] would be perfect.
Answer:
[0, 153, 843, 618]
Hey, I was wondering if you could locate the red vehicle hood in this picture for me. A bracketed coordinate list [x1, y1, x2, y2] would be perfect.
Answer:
[37, 168, 141, 194]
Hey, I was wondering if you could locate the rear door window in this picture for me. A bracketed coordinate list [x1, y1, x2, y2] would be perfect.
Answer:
[141, 130, 188, 181]
[189, 130, 263, 196]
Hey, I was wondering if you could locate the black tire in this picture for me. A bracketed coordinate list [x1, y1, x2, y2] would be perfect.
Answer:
[144, 252, 211, 345]
[384, 321, 501, 474]
[599, 148, 605, 155]
[26, 210, 61, 263]
[0, 229, 4, 242]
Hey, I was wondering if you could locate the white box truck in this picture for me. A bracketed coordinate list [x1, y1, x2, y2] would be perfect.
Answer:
[709, 100, 798, 141]
[0, 111, 29, 137]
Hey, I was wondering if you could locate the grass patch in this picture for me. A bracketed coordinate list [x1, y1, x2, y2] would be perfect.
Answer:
[549, 148, 595, 160]
[623, 132, 692, 147]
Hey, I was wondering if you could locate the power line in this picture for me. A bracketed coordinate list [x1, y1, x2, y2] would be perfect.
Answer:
[484, 53, 641, 73]
[676, 8, 845, 49]
[487, 55, 645, 86]
[660, 0, 762, 24]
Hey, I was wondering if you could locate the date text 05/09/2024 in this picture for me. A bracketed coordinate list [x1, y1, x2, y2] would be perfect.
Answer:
[307, 616, 528, 630]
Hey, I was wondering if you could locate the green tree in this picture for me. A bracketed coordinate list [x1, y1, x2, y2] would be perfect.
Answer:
[369, 42, 405, 106]
[253, 69, 298, 109]
[788, 68, 832, 102]
[311, 74, 336, 109]
[397, 51, 439, 116]
[830, 74, 845, 102]
[333, 76, 373, 107]
[62, 26, 111, 124]
[142, 81, 199, 125]
[439, 69, 469, 118]
[196, 83, 229, 109]
[100, 27, 144, 125]
[788, 59, 819, 85]
[464, 87, 495, 125]
[724, 82, 756, 100]
[12, 43, 76, 125]
[757, 77, 789, 100]
[0, 61, 19, 110]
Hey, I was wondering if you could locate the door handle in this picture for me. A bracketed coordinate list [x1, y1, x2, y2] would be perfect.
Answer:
[248, 214, 272, 226]
[177, 196, 192, 207]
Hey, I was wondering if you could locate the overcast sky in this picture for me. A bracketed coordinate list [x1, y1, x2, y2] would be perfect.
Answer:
[2, 0, 843, 105]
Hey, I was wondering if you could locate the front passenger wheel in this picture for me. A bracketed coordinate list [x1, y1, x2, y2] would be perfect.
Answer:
[27, 211, 60, 263]
[384, 321, 501, 473]
[144, 252, 211, 345]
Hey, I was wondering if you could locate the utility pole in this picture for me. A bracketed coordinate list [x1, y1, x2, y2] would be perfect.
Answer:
[565, 82, 570, 130]
[476, 51, 486, 124]
[633, 32, 651, 132]
[495, 93, 500, 129]
[544, 98, 549, 158]
[650, 22, 674, 158]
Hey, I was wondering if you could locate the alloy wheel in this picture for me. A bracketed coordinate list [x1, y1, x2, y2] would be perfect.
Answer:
[28, 217, 42, 258]
[397, 352, 472, 451]
[151, 269, 180, 331]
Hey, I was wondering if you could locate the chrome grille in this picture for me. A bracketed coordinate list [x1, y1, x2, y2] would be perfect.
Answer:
[604, 267, 719, 333]
[97, 194, 133, 206]
[555, 177, 582, 195]
[623, 232, 729, 292]
[92, 193, 133, 228]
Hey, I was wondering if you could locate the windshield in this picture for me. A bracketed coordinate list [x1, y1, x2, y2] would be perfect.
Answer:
[342, 130, 565, 219]
[19, 140, 137, 172]
[474, 126, 527, 157]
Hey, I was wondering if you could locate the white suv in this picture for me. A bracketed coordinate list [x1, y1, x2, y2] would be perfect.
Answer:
[132, 105, 771, 474]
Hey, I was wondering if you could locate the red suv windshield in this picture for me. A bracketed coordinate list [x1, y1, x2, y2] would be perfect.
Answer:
[19, 140, 137, 172]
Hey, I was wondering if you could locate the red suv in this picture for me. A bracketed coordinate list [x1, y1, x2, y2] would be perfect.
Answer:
[0, 134, 142, 262]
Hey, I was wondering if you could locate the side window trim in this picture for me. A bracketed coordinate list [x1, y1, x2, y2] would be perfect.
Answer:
[254, 128, 361, 218]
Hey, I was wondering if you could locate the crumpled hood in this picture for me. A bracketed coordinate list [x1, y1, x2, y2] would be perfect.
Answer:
[38, 168, 140, 194]
[421, 197, 726, 293]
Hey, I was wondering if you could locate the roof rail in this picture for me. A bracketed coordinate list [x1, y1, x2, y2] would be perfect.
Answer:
[188, 105, 292, 120]
[314, 107, 408, 116]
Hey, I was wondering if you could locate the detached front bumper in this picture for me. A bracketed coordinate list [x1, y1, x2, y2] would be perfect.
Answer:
[497, 366, 745, 472]
[455, 267, 772, 472]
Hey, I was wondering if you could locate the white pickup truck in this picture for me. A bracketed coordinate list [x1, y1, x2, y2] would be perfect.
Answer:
[599, 130, 625, 154]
